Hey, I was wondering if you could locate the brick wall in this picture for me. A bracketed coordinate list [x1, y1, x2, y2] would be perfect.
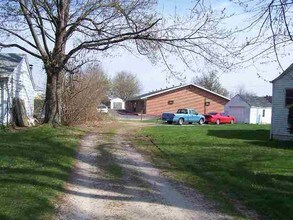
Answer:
[146, 86, 228, 116]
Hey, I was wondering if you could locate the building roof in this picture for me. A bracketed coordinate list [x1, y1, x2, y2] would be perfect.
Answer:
[271, 63, 293, 83]
[263, 95, 272, 104]
[0, 53, 25, 76]
[127, 84, 230, 101]
[238, 95, 272, 108]
[0, 53, 35, 89]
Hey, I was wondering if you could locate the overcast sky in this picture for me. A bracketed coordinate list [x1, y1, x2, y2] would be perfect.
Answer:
[2, 0, 293, 96]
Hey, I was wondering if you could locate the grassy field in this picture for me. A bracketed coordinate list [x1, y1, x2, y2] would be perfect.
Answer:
[136, 124, 293, 219]
[0, 126, 84, 219]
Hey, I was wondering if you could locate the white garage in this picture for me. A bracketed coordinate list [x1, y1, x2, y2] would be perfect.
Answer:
[110, 97, 125, 110]
[225, 95, 272, 124]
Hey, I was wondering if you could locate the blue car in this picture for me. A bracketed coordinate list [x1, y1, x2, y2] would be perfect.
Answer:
[162, 108, 205, 125]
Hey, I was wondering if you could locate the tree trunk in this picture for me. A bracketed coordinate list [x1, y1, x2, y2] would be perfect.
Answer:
[44, 70, 61, 126]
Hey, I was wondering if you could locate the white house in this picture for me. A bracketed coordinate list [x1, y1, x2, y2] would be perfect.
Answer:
[225, 95, 272, 124]
[0, 53, 35, 126]
[110, 97, 125, 110]
[270, 64, 293, 141]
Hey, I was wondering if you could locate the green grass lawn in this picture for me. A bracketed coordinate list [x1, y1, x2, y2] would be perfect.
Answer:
[136, 124, 293, 219]
[0, 126, 84, 220]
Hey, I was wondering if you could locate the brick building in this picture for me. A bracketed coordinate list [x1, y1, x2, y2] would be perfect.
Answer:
[126, 84, 230, 116]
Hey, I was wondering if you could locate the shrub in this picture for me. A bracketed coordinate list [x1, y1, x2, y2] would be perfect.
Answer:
[61, 65, 110, 125]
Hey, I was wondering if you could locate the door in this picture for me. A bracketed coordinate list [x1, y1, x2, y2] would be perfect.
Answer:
[228, 106, 247, 123]
[113, 102, 122, 110]
[189, 109, 200, 123]
[220, 113, 230, 123]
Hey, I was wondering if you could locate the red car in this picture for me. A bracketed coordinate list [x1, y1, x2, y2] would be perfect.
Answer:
[204, 112, 236, 124]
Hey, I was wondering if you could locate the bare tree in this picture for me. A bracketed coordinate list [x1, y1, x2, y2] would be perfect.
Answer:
[61, 65, 110, 125]
[111, 71, 141, 100]
[0, 0, 236, 125]
[192, 70, 229, 97]
[232, 0, 293, 69]
[229, 84, 257, 98]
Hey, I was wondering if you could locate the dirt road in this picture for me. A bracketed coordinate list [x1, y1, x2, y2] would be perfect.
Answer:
[56, 122, 231, 220]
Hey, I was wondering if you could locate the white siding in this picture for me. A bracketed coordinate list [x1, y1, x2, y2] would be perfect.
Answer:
[224, 95, 250, 123]
[110, 98, 125, 109]
[13, 58, 35, 118]
[271, 70, 293, 140]
[249, 107, 271, 124]
[0, 57, 35, 125]
[0, 78, 12, 125]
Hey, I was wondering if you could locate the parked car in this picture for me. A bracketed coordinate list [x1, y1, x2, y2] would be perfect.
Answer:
[204, 112, 236, 124]
[97, 104, 109, 113]
[162, 108, 205, 125]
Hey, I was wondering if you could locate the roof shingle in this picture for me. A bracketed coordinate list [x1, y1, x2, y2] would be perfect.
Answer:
[239, 95, 272, 107]
[0, 53, 25, 76]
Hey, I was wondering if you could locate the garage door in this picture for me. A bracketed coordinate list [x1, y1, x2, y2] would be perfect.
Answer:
[113, 102, 122, 110]
[228, 106, 247, 123]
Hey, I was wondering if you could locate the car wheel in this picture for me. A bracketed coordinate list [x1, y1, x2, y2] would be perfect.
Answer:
[216, 119, 220, 125]
[178, 118, 184, 125]
[230, 120, 234, 124]
[199, 118, 204, 125]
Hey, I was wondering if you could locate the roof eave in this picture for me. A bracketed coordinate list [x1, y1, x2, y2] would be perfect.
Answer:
[271, 63, 293, 83]
[139, 83, 230, 101]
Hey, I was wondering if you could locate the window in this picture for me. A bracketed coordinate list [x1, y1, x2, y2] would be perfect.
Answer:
[168, 100, 174, 105]
[262, 109, 265, 117]
[286, 89, 293, 106]
[190, 109, 197, 115]
[177, 109, 188, 114]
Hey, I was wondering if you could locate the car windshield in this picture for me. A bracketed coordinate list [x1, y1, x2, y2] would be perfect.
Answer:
[208, 112, 217, 115]
[98, 105, 106, 109]
[177, 109, 188, 114]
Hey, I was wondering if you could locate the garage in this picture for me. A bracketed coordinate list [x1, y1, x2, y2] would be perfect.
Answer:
[110, 97, 125, 110]
[225, 95, 272, 124]
[227, 106, 248, 123]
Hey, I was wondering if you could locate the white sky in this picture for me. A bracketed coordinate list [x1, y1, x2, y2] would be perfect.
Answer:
[97, 0, 293, 96]
[2, 0, 293, 96]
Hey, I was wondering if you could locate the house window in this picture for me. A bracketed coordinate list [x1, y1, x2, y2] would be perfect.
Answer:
[262, 109, 265, 117]
[168, 100, 174, 105]
[286, 89, 293, 106]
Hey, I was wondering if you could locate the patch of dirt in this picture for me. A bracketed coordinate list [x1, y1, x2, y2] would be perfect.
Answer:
[55, 121, 232, 219]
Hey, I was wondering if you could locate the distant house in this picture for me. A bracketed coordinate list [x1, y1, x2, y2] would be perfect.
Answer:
[270, 64, 293, 140]
[0, 54, 35, 125]
[224, 95, 272, 124]
[110, 97, 125, 110]
[126, 84, 230, 115]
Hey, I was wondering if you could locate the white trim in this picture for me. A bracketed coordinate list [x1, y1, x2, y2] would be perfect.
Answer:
[140, 84, 230, 100]
[23, 55, 36, 90]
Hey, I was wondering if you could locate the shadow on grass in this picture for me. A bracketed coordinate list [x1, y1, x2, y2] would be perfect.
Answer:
[1, 125, 292, 219]
[207, 129, 293, 150]
[207, 129, 269, 141]
[143, 139, 293, 219]
[0, 126, 84, 219]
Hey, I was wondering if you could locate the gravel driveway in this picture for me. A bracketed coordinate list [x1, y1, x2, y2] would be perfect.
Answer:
[55, 122, 231, 220]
